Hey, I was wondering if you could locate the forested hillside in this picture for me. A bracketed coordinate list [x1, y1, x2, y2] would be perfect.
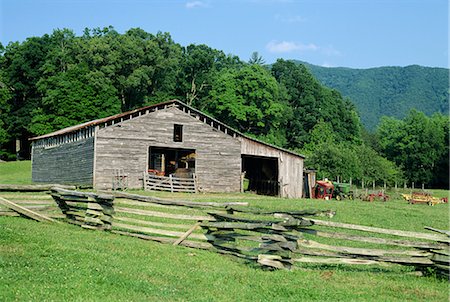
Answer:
[0, 27, 448, 188]
[301, 61, 449, 130]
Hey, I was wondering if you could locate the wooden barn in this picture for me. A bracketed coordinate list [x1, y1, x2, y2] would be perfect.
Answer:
[30, 100, 304, 198]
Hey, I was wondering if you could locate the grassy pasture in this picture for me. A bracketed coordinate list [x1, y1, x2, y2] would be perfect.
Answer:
[0, 160, 32, 184]
[0, 161, 449, 301]
[0, 214, 448, 302]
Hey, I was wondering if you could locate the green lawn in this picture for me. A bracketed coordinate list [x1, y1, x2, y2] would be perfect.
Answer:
[0, 160, 32, 184]
[0, 216, 448, 302]
[0, 161, 449, 301]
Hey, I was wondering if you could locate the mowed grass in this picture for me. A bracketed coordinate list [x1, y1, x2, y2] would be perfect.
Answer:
[0, 216, 448, 302]
[0, 161, 449, 301]
[0, 160, 32, 184]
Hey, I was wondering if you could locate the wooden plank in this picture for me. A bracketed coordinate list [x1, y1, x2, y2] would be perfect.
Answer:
[114, 216, 190, 230]
[297, 228, 448, 249]
[0, 211, 20, 217]
[173, 222, 201, 246]
[257, 254, 291, 270]
[14, 200, 55, 205]
[431, 254, 450, 264]
[201, 221, 273, 230]
[0, 184, 76, 192]
[0, 197, 58, 223]
[309, 219, 450, 242]
[112, 222, 208, 240]
[293, 257, 388, 266]
[115, 207, 214, 221]
[51, 187, 114, 202]
[228, 206, 335, 218]
[84, 216, 103, 225]
[114, 199, 180, 210]
[297, 239, 430, 257]
[201, 219, 312, 230]
[104, 191, 248, 208]
[425, 226, 450, 237]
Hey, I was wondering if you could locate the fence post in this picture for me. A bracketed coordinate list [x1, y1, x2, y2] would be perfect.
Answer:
[194, 173, 198, 193]
[169, 174, 174, 193]
[143, 172, 147, 191]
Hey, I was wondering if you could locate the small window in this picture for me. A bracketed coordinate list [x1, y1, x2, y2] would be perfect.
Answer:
[174, 124, 183, 142]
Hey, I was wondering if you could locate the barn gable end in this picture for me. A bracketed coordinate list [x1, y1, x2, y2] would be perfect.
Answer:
[94, 106, 242, 192]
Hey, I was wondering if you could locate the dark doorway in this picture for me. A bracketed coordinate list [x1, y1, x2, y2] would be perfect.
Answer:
[148, 147, 196, 178]
[242, 155, 279, 196]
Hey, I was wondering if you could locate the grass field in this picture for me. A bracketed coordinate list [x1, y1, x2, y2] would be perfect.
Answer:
[0, 160, 32, 184]
[0, 161, 449, 301]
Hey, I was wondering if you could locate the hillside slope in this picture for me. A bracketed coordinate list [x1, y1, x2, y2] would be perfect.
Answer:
[299, 62, 449, 130]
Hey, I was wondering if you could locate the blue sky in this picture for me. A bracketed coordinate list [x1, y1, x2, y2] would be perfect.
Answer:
[1, 0, 448, 68]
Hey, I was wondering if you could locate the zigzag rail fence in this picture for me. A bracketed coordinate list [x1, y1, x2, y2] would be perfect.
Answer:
[2, 187, 447, 280]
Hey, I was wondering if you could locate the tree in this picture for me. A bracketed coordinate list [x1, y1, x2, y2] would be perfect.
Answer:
[31, 64, 121, 135]
[2, 35, 53, 158]
[248, 51, 265, 65]
[271, 59, 361, 149]
[206, 65, 290, 144]
[177, 44, 242, 106]
[377, 110, 447, 187]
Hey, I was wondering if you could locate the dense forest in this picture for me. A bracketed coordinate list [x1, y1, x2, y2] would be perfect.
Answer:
[0, 27, 448, 188]
[302, 61, 449, 130]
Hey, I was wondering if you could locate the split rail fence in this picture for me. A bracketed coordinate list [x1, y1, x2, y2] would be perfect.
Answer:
[1, 186, 448, 280]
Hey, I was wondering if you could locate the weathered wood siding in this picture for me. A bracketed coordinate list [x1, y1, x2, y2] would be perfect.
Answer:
[31, 137, 94, 185]
[94, 106, 242, 192]
[240, 138, 303, 198]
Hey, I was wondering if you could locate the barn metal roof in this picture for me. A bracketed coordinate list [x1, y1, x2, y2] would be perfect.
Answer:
[30, 99, 305, 159]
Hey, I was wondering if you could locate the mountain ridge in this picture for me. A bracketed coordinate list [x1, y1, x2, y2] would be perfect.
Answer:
[292, 60, 449, 130]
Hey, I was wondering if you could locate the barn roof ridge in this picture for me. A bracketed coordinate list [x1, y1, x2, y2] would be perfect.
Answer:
[30, 99, 305, 158]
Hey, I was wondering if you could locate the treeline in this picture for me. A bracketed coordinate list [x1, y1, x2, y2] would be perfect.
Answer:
[0, 27, 448, 188]
[303, 61, 449, 130]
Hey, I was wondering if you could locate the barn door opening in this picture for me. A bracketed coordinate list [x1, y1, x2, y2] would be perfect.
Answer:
[242, 155, 279, 196]
[148, 147, 196, 178]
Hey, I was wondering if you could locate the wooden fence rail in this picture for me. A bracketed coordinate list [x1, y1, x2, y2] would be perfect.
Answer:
[46, 188, 449, 280]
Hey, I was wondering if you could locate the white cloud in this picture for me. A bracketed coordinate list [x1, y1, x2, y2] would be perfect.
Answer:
[185, 1, 206, 9]
[266, 40, 318, 53]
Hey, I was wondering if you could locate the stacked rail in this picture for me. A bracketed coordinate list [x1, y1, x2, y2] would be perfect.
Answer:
[50, 187, 114, 230]
[44, 188, 449, 279]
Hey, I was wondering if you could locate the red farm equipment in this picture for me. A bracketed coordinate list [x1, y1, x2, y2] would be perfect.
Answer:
[312, 180, 354, 200]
